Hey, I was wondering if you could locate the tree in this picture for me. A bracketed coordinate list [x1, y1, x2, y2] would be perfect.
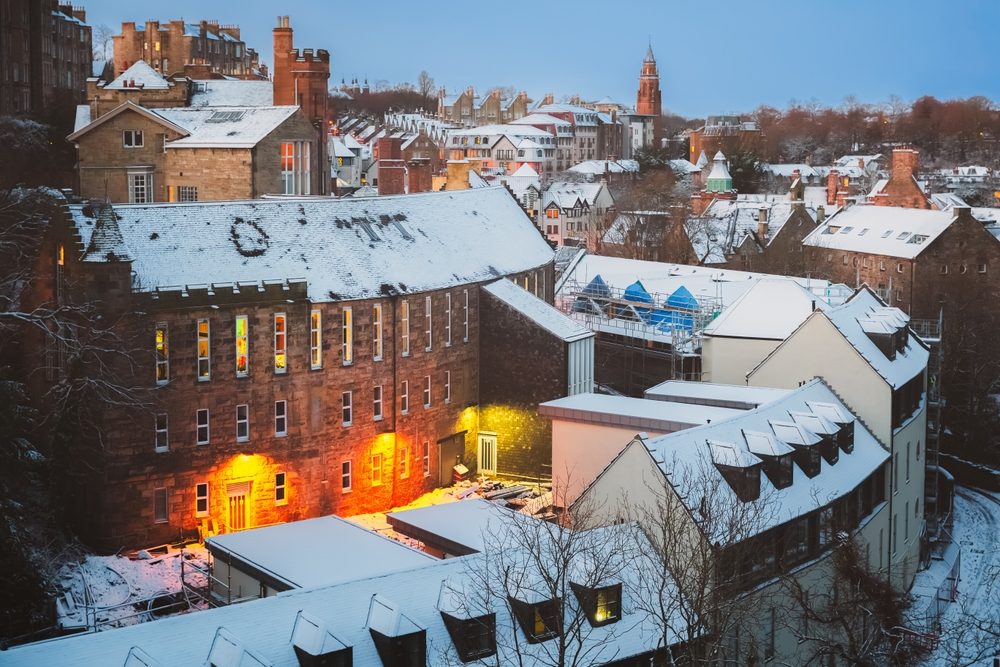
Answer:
[92, 24, 114, 62]
[417, 70, 435, 109]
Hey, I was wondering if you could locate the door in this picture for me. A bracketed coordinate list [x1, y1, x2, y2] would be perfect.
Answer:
[227, 482, 250, 532]
[438, 432, 466, 487]
[478, 433, 497, 476]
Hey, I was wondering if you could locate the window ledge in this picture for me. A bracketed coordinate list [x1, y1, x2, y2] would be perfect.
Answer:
[198, 377, 211, 382]
[342, 422, 353, 428]
[374, 416, 383, 422]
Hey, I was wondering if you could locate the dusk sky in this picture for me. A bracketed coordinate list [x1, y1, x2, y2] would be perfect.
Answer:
[86, 0, 999, 118]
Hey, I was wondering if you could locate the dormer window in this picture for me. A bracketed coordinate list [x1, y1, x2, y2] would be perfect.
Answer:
[367, 595, 426, 667]
[769, 422, 822, 478]
[743, 430, 794, 490]
[508, 597, 561, 643]
[291, 611, 352, 667]
[440, 613, 496, 663]
[570, 583, 621, 627]
[709, 440, 763, 502]
[788, 413, 840, 466]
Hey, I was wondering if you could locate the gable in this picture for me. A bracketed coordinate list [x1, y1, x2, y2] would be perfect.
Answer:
[67, 102, 189, 143]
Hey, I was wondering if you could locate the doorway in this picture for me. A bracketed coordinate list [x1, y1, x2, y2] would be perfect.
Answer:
[478, 432, 497, 476]
[437, 431, 467, 486]
[227, 481, 250, 532]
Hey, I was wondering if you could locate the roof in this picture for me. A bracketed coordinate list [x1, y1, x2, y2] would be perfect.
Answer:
[637, 379, 889, 542]
[105, 60, 169, 90]
[763, 164, 818, 178]
[542, 181, 608, 210]
[483, 279, 592, 342]
[4, 523, 684, 667]
[566, 159, 639, 175]
[206, 515, 434, 590]
[703, 278, 831, 340]
[189, 80, 274, 107]
[153, 106, 299, 148]
[73, 104, 91, 133]
[66, 101, 190, 143]
[386, 498, 517, 555]
[644, 381, 790, 410]
[802, 206, 958, 260]
[540, 393, 743, 434]
[69, 188, 553, 301]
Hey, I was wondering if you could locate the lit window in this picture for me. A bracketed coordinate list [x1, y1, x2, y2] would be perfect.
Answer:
[342, 391, 353, 425]
[372, 453, 383, 486]
[342, 307, 353, 365]
[274, 314, 286, 372]
[236, 404, 249, 442]
[235, 315, 248, 376]
[423, 441, 430, 477]
[195, 483, 209, 517]
[155, 322, 169, 384]
[123, 129, 144, 147]
[401, 380, 409, 414]
[400, 447, 409, 479]
[373, 304, 383, 360]
[423, 375, 431, 408]
[445, 293, 452, 346]
[463, 289, 469, 342]
[275, 472, 287, 505]
[197, 319, 210, 380]
[444, 370, 451, 404]
[425, 296, 432, 351]
[153, 488, 168, 523]
[280, 141, 311, 195]
[275, 400, 287, 436]
[196, 409, 210, 445]
[310, 310, 321, 369]
[374, 385, 383, 421]
[342, 460, 352, 492]
[155, 413, 169, 452]
[401, 300, 410, 356]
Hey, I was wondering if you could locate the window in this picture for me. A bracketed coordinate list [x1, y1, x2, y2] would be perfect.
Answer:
[893, 452, 898, 493]
[509, 598, 561, 643]
[764, 608, 776, 660]
[227, 404, 248, 444]
[373, 385, 383, 421]
[896, 290, 903, 302]
[235, 315, 248, 377]
[423, 375, 431, 408]
[425, 296, 432, 351]
[195, 483, 209, 517]
[155, 322, 169, 384]
[129, 173, 151, 204]
[197, 319, 210, 380]
[423, 441, 430, 477]
[310, 310, 322, 369]
[960, 264, 968, 275]
[342, 308, 353, 365]
[153, 488, 168, 523]
[905, 502, 909, 541]
[155, 413, 169, 452]
[400, 380, 409, 414]
[892, 514, 898, 555]
[445, 293, 452, 346]
[441, 613, 497, 662]
[906, 442, 911, 481]
[275, 400, 287, 436]
[916, 440, 921, 461]
[342, 461, 352, 492]
[401, 300, 410, 356]
[275, 472, 287, 505]
[280, 141, 311, 195]
[572, 583, 621, 627]
[463, 290, 469, 342]
[196, 409, 210, 445]
[880, 261, 885, 271]
[371, 453, 383, 486]
[373, 304, 383, 360]
[445, 370, 451, 404]
[400, 447, 409, 478]
[178, 186, 197, 202]
[272, 313, 287, 372]
[940, 265, 948, 275]
[843, 255, 849, 265]
[979, 264, 988, 274]
[342, 391, 353, 425]
[123, 129, 144, 147]
[897, 263, 904, 273]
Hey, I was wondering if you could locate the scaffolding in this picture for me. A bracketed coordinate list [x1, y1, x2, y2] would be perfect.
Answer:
[910, 311, 949, 546]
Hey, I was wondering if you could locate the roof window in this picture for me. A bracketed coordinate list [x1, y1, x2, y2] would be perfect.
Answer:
[806, 402, 855, 453]
[708, 439, 763, 502]
[207, 628, 270, 667]
[769, 421, 822, 478]
[788, 412, 840, 466]
[570, 583, 622, 627]
[291, 611, 353, 667]
[206, 110, 246, 123]
[897, 231, 910, 240]
[367, 595, 426, 667]
[881, 230, 893, 238]
[839, 226, 853, 234]
[508, 596, 562, 643]
[438, 581, 497, 663]
[858, 228, 870, 236]
[742, 430, 795, 489]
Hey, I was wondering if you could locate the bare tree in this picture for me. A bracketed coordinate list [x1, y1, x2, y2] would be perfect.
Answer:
[417, 70, 435, 109]
[92, 24, 114, 63]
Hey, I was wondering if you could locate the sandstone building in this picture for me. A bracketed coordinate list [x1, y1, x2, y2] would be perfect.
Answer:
[113, 19, 260, 79]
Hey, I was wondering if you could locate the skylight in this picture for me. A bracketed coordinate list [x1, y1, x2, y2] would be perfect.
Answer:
[840, 226, 853, 234]
[206, 110, 246, 123]
[858, 228, 870, 236]
[881, 230, 893, 238]
[897, 231, 910, 240]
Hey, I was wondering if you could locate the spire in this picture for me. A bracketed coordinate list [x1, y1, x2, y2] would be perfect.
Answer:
[644, 43, 655, 63]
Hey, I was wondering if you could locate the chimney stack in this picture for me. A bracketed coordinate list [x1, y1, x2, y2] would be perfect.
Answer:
[446, 160, 471, 190]
[377, 137, 405, 196]
[407, 158, 432, 194]
[817, 205, 826, 223]
[826, 169, 839, 207]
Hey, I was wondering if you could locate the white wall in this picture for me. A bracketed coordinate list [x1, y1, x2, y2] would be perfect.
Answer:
[702, 336, 782, 385]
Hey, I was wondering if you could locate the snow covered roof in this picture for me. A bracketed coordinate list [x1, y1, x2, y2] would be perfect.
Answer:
[763, 164, 818, 178]
[69, 188, 553, 302]
[801, 206, 958, 260]
[542, 181, 607, 210]
[668, 159, 701, 175]
[151, 106, 299, 148]
[189, 80, 274, 107]
[483, 279, 592, 342]
[644, 381, 790, 410]
[73, 104, 91, 133]
[386, 498, 518, 555]
[91, 59, 107, 78]
[637, 379, 888, 542]
[565, 159, 639, 175]
[694, 194, 818, 253]
[105, 60, 169, 90]
[510, 113, 572, 127]
[929, 192, 968, 210]
[206, 514, 434, 590]
[540, 393, 742, 434]
[703, 278, 831, 340]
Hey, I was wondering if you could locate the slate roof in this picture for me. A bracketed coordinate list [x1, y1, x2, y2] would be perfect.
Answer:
[702, 278, 831, 340]
[483, 279, 592, 342]
[189, 80, 274, 107]
[149, 106, 298, 148]
[104, 60, 169, 90]
[69, 188, 553, 302]
[801, 206, 957, 259]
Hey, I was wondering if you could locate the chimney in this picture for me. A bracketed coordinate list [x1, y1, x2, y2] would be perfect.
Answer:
[826, 169, 838, 206]
[891, 146, 919, 180]
[407, 158, 432, 194]
[758, 207, 769, 239]
[858, 157, 865, 170]
[446, 160, 471, 190]
[377, 137, 405, 196]
[817, 205, 825, 223]
[272, 16, 294, 105]
[543, 93, 553, 105]
[466, 86, 474, 98]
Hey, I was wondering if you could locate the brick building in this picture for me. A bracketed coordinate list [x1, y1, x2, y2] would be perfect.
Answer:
[688, 115, 765, 165]
[30, 187, 586, 551]
[0, 1, 92, 114]
[868, 146, 931, 209]
[113, 19, 259, 79]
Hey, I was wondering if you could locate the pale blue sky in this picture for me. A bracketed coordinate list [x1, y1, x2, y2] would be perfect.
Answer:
[88, 0, 999, 117]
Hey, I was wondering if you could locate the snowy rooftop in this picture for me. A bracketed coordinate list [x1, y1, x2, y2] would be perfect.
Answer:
[386, 498, 518, 555]
[189, 80, 274, 107]
[542, 181, 607, 210]
[73, 104, 91, 133]
[206, 515, 434, 590]
[104, 60, 170, 89]
[702, 278, 831, 340]
[69, 187, 553, 301]
[566, 159, 639, 175]
[802, 206, 959, 260]
[540, 393, 743, 434]
[644, 381, 790, 410]
[483, 279, 592, 342]
[153, 106, 298, 148]
[639, 379, 888, 542]
[763, 164, 818, 178]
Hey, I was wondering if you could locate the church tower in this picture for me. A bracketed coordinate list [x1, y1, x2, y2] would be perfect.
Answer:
[635, 45, 661, 117]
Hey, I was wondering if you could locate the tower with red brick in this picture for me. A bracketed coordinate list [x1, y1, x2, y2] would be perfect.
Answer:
[636, 45, 662, 117]
[272, 16, 331, 193]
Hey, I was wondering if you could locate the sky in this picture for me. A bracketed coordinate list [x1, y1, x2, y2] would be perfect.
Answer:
[85, 0, 1000, 118]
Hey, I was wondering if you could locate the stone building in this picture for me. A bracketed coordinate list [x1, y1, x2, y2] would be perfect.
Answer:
[868, 146, 931, 209]
[0, 1, 92, 114]
[113, 19, 259, 79]
[688, 115, 765, 165]
[437, 86, 529, 127]
[29, 187, 588, 551]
